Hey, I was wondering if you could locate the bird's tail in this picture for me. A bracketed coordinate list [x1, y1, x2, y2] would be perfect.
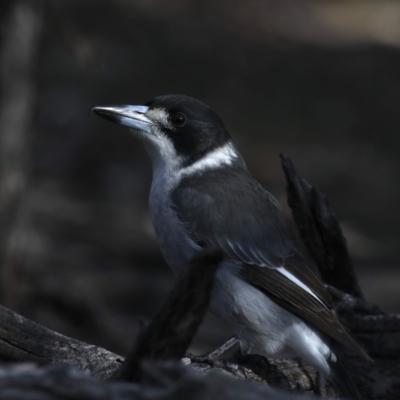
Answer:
[328, 356, 362, 400]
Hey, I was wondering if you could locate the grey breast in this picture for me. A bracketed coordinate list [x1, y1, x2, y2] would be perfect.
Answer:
[148, 169, 201, 277]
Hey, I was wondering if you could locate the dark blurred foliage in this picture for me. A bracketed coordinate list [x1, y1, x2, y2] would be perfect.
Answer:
[0, 0, 399, 356]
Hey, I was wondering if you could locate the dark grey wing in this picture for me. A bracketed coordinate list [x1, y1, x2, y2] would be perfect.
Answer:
[172, 167, 329, 301]
[172, 168, 370, 360]
[172, 167, 296, 266]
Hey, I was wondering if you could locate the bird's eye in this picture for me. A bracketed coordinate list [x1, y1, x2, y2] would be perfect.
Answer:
[170, 112, 186, 128]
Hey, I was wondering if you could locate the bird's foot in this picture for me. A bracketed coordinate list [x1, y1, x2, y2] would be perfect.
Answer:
[186, 336, 239, 366]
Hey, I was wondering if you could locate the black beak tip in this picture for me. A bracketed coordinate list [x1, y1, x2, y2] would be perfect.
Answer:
[89, 106, 100, 118]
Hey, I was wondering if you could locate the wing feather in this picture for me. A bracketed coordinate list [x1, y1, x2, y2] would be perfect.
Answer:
[172, 168, 370, 361]
[240, 264, 371, 361]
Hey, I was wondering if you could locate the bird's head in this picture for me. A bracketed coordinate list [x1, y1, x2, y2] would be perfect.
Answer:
[92, 95, 236, 171]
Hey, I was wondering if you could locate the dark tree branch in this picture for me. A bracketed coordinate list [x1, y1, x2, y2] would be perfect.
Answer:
[349, 313, 400, 333]
[327, 285, 383, 314]
[0, 250, 223, 383]
[326, 286, 400, 333]
[0, 299, 331, 395]
[0, 302, 122, 379]
[0, 361, 309, 400]
[280, 154, 364, 298]
[113, 250, 223, 382]
[279, 154, 400, 398]
[0, 247, 334, 395]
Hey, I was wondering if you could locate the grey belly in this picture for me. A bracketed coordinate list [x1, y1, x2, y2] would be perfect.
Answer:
[210, 262, 300, 356]
[150, 194, 200, 277]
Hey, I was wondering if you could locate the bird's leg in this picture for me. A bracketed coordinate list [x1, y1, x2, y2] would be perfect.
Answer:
[187, 337, 268, 381]
[186, 335, 239, 365]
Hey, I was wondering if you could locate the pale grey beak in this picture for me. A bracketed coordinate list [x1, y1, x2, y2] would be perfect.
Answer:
[91, 105, 152, 134]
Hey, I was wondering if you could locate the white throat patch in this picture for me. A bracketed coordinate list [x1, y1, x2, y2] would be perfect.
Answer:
[178, 142, 238, 179]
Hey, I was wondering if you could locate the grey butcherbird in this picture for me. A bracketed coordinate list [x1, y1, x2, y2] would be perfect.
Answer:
[92, 95, 371, 398]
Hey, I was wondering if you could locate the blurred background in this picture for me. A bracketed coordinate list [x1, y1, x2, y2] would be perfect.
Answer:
[0, 0, 399, 357]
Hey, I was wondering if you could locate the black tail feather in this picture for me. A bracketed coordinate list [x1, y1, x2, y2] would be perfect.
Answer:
[329, 357, 362, 400]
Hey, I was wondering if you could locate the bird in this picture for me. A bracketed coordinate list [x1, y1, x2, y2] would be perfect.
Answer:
[92, 94, 371, 398]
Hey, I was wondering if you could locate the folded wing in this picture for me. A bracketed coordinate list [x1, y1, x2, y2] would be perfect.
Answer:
[172, 168, 370, 361]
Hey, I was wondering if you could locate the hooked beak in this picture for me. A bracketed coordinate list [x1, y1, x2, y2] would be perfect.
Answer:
[91, 105, 153, 134]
